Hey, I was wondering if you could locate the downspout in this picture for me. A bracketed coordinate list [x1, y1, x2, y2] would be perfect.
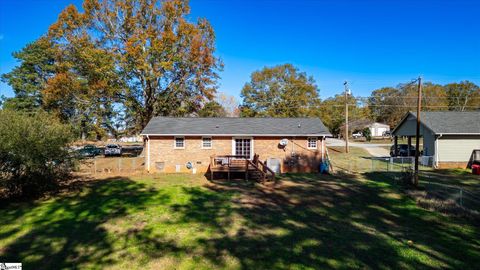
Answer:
[435, 134, 442, 168]
[291, 137, 295, 156]
[146, 135, 151, 172]
[321, 136, 325, 161]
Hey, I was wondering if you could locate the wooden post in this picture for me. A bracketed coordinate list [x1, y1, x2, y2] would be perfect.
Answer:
[227, 156, 230, 180]
[344, 81, 349, 153]
[320, 137, 325, 161]
[210, 156, 214, 180]
[394, 136, 398, 156]
[407, 136, 412, 156]
[414, 77, 422, 187]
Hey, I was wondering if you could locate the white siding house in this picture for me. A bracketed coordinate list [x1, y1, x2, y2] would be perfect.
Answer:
[340, 120, 390, 138]
[392, 111, 480, 168]
[369, 122, 390, 137]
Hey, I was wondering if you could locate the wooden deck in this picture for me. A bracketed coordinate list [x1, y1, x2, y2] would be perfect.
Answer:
[209, 154, 275, 182]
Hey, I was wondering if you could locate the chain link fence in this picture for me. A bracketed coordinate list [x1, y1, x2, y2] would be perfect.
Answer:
[416, 172, 480, 215]
[331, 155, 434, 174]
[330, 153, 479, 217]
[364, 157, 480, 218]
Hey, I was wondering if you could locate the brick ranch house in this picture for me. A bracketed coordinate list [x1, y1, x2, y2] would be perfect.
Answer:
[141, 117, 332, 175]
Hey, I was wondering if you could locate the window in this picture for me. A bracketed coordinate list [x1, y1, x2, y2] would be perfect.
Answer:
[174, 137, 185, 149]
[307, 137, 317, 149]
[234, 138, 251, 158]
[202, 137, 212, 149]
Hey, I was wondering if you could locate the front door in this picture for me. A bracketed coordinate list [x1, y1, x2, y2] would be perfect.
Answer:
[234, 138, 252, 159]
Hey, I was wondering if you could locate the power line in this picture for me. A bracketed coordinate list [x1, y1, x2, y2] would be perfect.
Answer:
[356, 97, 480, 101]
[241, 103, 480, 108]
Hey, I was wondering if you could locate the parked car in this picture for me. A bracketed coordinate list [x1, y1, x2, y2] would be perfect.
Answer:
[382, 131, 392, 137]
[390, 144, 417, 157]
[104, 144, 122, 157]
[352, 132, 363, 139]
[78, 144, 102, 157]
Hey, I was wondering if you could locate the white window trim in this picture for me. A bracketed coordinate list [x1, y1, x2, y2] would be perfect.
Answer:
[307, 137, 318, 149]
[201, 136, 212, 149]
[174, 136, 185, 149]
[231, 137, 254, 159]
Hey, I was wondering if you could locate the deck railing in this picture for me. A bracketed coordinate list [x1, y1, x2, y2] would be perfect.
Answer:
[210, 154, 275, 181]
[210, 155, 249, 169]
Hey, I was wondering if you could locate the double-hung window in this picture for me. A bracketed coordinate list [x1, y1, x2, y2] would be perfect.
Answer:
[307, 137, 317, 149]
[202, 137, 212, 149]
[174, 137, 185, 149]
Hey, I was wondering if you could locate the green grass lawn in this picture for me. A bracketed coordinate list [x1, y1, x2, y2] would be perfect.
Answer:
[327, 146, 374, 172]
[1, 173, 479, 269]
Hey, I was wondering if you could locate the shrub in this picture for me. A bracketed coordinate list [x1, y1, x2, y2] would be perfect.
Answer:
[362, 127, 372, 142]
[0, 110, 75, 198]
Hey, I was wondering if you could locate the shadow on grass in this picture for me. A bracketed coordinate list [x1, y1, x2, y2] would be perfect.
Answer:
[0, 177, 173, 269]
[1, 173, 479, 269]
[173, 173, 480, 269]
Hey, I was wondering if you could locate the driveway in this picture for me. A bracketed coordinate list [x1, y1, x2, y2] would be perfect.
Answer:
[326, 138, 390, 157]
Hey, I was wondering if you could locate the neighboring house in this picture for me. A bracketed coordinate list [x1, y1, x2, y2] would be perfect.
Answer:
[369, 122, 391, 137]
[392, 111, 480, 168]
[141, 117, 332, 174]
[117, 136, 142, 143]
[340, 120, 390, 137]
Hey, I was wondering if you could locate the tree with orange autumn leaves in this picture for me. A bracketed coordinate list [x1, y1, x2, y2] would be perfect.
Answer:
[3, 0, 221, 137]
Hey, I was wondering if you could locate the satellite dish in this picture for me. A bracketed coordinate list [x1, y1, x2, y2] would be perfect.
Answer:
[186, 161, 193, 169]
[279, 139, 288, 146]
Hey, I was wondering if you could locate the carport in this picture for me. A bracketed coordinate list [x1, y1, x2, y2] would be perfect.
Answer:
[392, 111, 480, 168]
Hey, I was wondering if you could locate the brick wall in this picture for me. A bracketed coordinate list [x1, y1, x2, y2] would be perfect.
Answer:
[145, 136, 325, 173]
[437, 162, 468, 169]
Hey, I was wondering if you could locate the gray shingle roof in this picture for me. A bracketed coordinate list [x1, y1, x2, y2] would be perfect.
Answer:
[141, 117, 332, 136]
[403, 111, 480, 134]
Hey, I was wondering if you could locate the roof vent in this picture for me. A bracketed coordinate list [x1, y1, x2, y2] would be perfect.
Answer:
[298, 124, 301, 128]
[216, 125, 219, 128]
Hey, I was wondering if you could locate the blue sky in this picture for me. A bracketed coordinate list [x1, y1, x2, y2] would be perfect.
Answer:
[1, 0, 479, 101]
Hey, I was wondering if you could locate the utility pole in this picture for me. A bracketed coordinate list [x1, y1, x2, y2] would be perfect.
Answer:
[344, 81, 349, 153]
[413, 77, 422, 187]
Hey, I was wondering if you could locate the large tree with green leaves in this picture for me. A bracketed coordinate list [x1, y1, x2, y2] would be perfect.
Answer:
[368, 82, 452, 127]
[318, 94, 371, 136]
[198, 100, 227, 117]
[240, 64, 320, 117]
[367, 87, 405, 127]
[1, 37, 56, 112]
[445, 81, 480, 111]
[1, 35, 120, 139]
